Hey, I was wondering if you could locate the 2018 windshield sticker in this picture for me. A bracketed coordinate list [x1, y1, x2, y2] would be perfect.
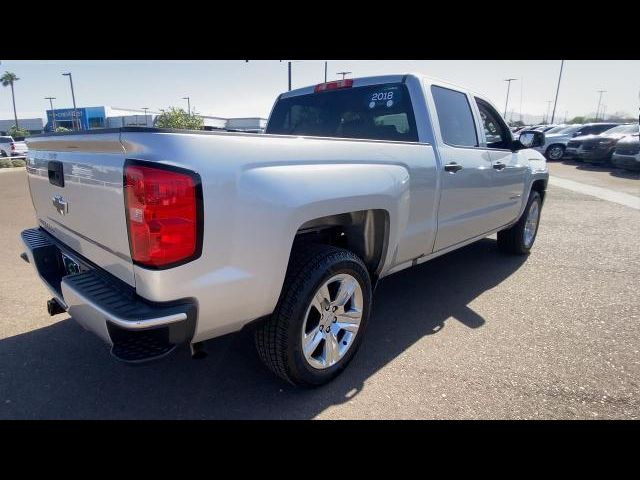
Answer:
[367, 86, 402, 109]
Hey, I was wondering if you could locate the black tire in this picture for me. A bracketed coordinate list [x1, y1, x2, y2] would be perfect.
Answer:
[255, 244, 372, 387]
[544, 144, 565, 161]
[0, 150, 7, 157]
[497, 190, 542, 255]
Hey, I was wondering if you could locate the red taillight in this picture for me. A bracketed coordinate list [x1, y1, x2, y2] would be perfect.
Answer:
[124, 163, 201, 268]
[314, 79, 353, 93]
[10, 143, 16, 151]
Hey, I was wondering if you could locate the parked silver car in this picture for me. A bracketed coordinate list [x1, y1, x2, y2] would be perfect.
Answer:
[534, 124, 583, 160]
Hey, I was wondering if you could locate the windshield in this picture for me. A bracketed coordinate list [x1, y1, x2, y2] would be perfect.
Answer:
[545, 126, 567, 134]
[551, 125, 582, 135]
[605, 124, 639, 135]
[266, 83, 419, 142]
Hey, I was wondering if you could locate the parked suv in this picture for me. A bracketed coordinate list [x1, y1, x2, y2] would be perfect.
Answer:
[577, 124, 638, 165]
[611, 133, 640, 170]
[563, 123, 621, 160]
[0, 136, 28, 157]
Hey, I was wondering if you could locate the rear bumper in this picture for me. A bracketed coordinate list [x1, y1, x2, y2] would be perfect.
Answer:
[21, 227, 197, 363]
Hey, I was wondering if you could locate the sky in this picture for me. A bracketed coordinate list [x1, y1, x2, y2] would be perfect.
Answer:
[1, 60, 638, 123]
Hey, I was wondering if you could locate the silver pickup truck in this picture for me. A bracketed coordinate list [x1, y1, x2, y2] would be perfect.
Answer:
[21, 74, 548, 386]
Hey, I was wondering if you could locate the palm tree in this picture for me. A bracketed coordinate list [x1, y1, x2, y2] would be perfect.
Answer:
[1, 72, 20, 130]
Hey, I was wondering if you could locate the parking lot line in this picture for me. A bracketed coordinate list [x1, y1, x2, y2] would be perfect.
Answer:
[549, 175, 640, 210]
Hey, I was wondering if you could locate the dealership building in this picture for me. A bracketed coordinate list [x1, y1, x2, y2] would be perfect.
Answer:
[0, 118, 44, 136]
[44, 106, 267, 132]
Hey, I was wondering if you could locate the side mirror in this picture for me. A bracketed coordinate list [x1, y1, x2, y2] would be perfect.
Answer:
[516, 130, 545, 149]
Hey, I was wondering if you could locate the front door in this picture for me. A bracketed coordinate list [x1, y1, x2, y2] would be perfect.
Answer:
[473, 97, 528, 229]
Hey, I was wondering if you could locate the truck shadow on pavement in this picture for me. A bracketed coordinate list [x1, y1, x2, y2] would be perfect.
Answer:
[0, 238, 527, 419]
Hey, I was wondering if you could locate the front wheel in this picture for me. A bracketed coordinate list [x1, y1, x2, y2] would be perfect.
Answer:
[497, 190, 542, 255]
[255, 244, 372, 386]
[545, 144, 565, 161]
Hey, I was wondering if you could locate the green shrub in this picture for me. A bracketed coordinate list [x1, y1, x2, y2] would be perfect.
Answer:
[0, 158, 14, 168]
[11, 159, 26, 167]
[154, 107, 204, 130]
[7, 125, 30, 138]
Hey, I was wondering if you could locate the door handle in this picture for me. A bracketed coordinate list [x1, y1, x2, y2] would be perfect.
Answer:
[444, 162, 463, 173]
[493, 162, 506, 170]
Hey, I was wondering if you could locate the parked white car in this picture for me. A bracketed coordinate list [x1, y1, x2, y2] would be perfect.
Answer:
[21, 74, 548, 385]
[0, 136, 29, 157]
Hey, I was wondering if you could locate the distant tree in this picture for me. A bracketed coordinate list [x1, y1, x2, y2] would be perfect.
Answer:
[568, 116, 587, 124]
[55, 126, 71, 133]
[8, 125, 29, 138]
[509, 120, 525, 128]
[1, 72, 21, 130]
[154, 107, 204, 130]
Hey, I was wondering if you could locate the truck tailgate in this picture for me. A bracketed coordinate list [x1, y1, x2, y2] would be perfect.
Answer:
[25, 132, 135, 287]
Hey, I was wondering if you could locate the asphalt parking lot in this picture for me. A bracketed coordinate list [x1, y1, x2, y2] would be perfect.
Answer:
[1, 163, 638, 419]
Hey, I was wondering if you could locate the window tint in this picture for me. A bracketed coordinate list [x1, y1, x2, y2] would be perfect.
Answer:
[475, 97, 512, 149]
[266, 83, 419, 142]
[431, 86, 478, 147]
[581, 124, 616, 136]
[0, 136, 13, 142]
[605, 124, 638, 135]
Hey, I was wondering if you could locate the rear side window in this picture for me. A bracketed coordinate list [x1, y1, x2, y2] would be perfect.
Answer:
[431, 86, 478, 147]
[0, 136, 13, 142]
[266, 83, 419, 142]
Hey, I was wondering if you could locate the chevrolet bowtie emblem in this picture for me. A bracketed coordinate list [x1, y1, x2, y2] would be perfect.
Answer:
[52, 195, 69, 215]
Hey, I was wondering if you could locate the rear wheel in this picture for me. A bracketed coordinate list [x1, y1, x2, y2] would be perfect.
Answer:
[0, 150, 7, 157]
[254, 244, 372, 386]
[497, 190, 542, 255]
[545, 144, 565, 161]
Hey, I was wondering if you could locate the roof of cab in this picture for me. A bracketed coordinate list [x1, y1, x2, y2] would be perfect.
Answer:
[279, 72, 489, 103]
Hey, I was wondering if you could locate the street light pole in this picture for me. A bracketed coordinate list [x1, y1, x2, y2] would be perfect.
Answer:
[545, 100, 553, 124]
[288, 61, 292, 91]
[45, 97, 57, 131]
[62, 73, 79, 130]
[503, 78, 517, 119]
[182, 97, 191, 115]
[550, 60, 564, 124]
[142, 107, 149, 126]
[595, 90, 606, 121]
[324, 61, 327, 83]
[337, 71, 352, 80]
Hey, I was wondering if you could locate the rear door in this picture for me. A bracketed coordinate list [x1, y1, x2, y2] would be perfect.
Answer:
[472, 96, 527, 228]
[428, 84, 496, 251]
[26, 132, 135, 287]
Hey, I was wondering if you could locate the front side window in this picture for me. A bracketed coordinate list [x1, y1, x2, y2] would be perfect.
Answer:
[430, 85, 478, 147]
[475, 97, 512, 149]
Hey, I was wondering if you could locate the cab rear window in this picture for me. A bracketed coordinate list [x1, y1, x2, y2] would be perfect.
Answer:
[266, 83, 419, 142]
